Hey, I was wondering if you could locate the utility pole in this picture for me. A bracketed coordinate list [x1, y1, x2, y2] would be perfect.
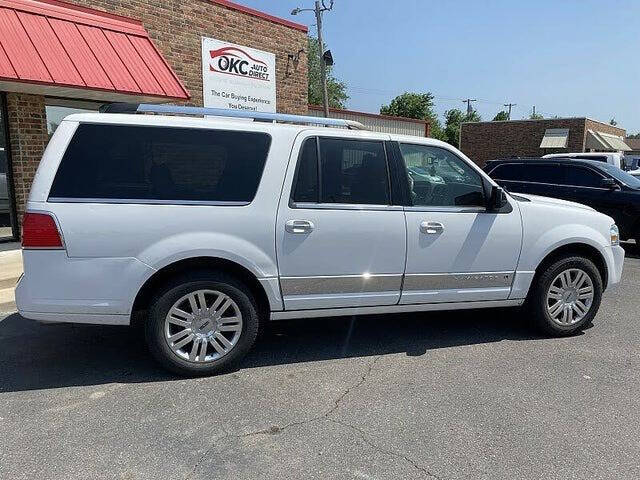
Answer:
[315, 1, 329, 117]
[532, 105, 536, 117]
[504, 103, 516, 120]
[462, 98, 477, 116]
[292, 1, 334, 117]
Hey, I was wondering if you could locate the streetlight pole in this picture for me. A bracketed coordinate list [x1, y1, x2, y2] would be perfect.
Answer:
[315, 1, 330, 117]
[292, 1, 334, 117]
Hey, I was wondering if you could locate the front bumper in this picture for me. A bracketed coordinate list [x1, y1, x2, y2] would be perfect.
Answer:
[605, 245, 625, 289]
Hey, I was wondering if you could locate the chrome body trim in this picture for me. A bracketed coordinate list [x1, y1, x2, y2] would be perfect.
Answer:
[270, 299, 524, 320]
[496, 179, 609, 191]
[402, 272, 514, 290]
[403, 206, 486, 213]
[290, 202, 403, 211]
[280, 274, 403, 296]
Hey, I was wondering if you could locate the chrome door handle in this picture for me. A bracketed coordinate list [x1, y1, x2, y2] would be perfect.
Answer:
[285, 219, 315, 234]
[420, 221, 444, 234]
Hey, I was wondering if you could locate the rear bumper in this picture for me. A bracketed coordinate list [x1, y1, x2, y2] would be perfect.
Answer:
[15, 250, 154, 324]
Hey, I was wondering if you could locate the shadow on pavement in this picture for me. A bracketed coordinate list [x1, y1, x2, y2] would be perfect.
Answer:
[0, 307, 546, 393]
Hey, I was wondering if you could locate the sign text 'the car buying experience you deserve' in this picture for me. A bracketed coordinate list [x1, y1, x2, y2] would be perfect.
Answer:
[202, 37, 276, 113]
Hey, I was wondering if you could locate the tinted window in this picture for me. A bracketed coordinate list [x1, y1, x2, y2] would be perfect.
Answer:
[319, 138, 389, 205]
[292, 138, 318, 202]
[399, 144, 485, 207]
[565, 166, 604, 187]
[490, 163, 524, 181]
[49, 124, 271, 203]
[524, 164, 562, 184]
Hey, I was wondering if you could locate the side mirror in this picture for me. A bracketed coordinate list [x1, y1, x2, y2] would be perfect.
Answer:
[601, 178, 620, 190]
[488, 185, 508, 210]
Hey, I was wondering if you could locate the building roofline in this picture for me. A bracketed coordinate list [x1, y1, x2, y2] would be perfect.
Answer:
[209, 0, 308, 32]
[308, 104, 429, 125]
[461, 116, 625, 131]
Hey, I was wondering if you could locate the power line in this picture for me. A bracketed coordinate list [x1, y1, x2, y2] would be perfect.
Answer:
[346, 84, 561, 118]
[504, 103, 516, 120]
[462, 98, 477, 115]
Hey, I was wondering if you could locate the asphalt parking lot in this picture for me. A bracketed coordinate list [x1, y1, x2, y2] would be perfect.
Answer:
[1, 247, 639, 480]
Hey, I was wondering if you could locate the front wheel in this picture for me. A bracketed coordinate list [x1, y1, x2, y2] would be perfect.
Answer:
[528, 256, 603, 336]
[145, 273, 261, 376]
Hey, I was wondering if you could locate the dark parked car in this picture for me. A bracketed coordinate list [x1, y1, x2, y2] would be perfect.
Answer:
[484, 158, 640, 242]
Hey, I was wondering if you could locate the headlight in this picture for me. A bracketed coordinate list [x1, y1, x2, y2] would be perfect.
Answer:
[610, 224, 620, 246]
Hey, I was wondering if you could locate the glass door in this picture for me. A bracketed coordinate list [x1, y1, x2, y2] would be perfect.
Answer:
[0, 93, 17, 241]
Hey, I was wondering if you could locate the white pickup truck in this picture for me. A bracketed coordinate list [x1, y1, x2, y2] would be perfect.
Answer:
[15, 105, 625, 376]
[544, 152, 640, 174]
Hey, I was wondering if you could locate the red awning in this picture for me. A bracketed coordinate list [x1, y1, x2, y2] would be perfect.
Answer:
[0, 0, 189, 102]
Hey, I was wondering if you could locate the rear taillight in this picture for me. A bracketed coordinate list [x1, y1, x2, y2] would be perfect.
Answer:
[22, 212, 64, 249]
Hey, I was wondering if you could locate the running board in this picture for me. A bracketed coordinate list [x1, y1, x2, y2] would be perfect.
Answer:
[270, 299, 524, 320]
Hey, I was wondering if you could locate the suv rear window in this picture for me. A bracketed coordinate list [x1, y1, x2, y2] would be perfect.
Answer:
[49, 124, 271, 203]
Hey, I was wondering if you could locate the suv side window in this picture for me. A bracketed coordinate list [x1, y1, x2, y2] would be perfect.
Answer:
[565, 165, 605, 188]
[399, 144, 484, 207]
[292, 138, 319, 203]
[49, 124, 271, 203]
[292, 137, 391, 206]
[490, 163, 523, 181]
[319, 138, 390, 205]
[523, 163, 562, 184]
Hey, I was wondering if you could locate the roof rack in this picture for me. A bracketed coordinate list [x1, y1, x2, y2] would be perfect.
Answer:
[99, 102, 368, 130]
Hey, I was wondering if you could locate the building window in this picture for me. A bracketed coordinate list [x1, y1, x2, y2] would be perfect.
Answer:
[45, 99, 102, 138]
[0, 93, 16, 241]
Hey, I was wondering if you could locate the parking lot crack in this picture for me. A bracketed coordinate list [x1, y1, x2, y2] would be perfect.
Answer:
[325, 355, 381, 417]
[185, 357, 382, 479]
[328, 418, 442, 480]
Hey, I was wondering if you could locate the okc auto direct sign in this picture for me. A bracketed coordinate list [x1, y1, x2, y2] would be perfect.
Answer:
[202, 37, 276, 112]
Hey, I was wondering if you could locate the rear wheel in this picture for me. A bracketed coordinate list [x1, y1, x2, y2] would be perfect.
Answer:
[528, 256, 602, 336]
[145, 272, 261, 376]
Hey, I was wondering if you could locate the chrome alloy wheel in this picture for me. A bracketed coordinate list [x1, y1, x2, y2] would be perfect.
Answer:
[164, 289, 243, 363]
[546, 268, 594, 326]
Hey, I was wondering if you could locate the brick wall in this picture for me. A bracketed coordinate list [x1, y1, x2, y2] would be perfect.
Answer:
[4, 0, 308, 229]
[71, 0, 309, 114]
[460, 118, 628, 167]
[5, 93, 48, 226]
[460, 118, 587, 167]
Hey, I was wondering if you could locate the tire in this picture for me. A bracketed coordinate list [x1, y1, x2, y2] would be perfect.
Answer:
[145, 271, 261, 376]
[528, 256, 603, 336]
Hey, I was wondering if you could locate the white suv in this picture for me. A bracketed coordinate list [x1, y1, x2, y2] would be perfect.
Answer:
[16, 105, 625, 376]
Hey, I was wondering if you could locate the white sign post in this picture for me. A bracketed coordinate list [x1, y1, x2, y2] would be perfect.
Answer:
[201, 37, 276, 113]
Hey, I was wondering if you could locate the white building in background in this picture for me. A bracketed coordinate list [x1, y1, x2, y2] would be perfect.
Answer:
[308, 105, 429, 137]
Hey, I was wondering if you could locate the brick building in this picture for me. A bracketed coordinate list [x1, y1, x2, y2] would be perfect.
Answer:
[0, 0, 308, 241]
[460, 118, 629, 167]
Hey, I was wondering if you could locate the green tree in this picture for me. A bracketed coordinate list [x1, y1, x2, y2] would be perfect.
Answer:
[442, 108, 481, 147]
[380, 92, 444, 139]
[610, 118, 617, 126]
[529, 112, 544, 120]
[307, 37, 348, 109]
[627, 132, 640, 139]
[493, 111, 509, 121]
